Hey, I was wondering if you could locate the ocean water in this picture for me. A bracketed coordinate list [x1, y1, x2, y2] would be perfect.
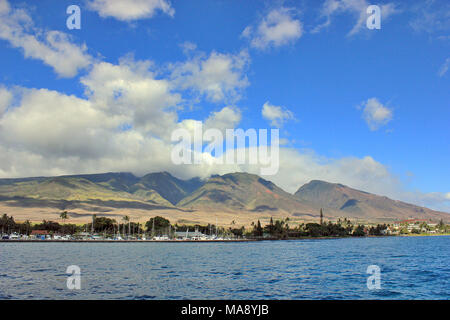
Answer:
[0, 236, 449, 299]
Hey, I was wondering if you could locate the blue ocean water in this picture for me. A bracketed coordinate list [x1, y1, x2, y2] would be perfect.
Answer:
[0, 236, 449, 299]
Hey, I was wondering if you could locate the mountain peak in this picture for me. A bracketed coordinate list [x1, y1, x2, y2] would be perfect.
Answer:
[0, 172, 448, 223]
[294, 179, 448, 221]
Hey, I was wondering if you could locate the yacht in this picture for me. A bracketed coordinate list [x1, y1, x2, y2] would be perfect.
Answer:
[9, 233, 19, 240]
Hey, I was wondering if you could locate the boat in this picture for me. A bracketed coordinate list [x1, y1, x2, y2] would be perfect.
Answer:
[9, 233, 19, 240]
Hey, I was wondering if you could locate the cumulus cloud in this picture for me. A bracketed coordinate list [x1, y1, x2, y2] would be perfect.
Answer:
[312, 0, 399, 36]
[170, 50, 250, 103]
[242, 7, 302, 50]
[0, 2, 447, 212]
[0, 86, 13, 115]
[0, 88, 115, 158]
[0, 0, 92, 77]
[360, 98, 393, 131]
[0, 79, 448, 212]
[80, 57, 181, 137]
[262, 101, 294, 127]
[204, 106, 242, 132]
[87, 0, 174, 21]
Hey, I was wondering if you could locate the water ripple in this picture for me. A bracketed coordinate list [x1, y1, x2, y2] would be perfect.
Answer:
[0, 236, 449, 299]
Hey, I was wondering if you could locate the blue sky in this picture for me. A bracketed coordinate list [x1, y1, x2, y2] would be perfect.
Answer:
[0, 0, 449, 211]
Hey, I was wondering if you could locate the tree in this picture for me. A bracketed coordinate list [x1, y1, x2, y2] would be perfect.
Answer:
[93, 217, 116, 233]
[253, 220, 263, 237]
[145, 216, 171, 235]
[60, 211, 68, 224]
[305, 223, 324, 237]
[91, 214, 96, 234]
[320, 208, 324, 225]
[24, 220, 31, 235]
[437, 219, 445, 232]
[264, 217, 275, 236]
[353, 225, 365, 237]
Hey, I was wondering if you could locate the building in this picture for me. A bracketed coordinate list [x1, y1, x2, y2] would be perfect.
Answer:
[31, 230, 49, 240]
[174, 230, 207, 240]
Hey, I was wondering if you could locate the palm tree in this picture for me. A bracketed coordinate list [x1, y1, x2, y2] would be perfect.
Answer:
[60, 211, 68, 224]
[25, 220, 31, 236]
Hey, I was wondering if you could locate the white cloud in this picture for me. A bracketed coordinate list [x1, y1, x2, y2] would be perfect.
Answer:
[0, 86, 12, 115]
[360, 97, 393, 131]
[313, 0, 399, 36]
[262, 101, 294, 127]
[0, 88, 115, 158]
[170, 50, 250, 103]
[0, 51, 245, 179]
[180, 41, 197, 54]
[80, 57, 181, 137]
[242, 7, 302, 50]
[87, 0, 174, 21]
[0, 82, 448, 212]
[204, 106, 242, 131]
[438, 57, 450, 77]
[0, 0, 92, 77]
[0, 0, 9, 14]
[0, 4, 447, 212]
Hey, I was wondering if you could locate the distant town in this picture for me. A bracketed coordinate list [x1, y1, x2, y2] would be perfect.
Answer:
[1, 211, 448, 241]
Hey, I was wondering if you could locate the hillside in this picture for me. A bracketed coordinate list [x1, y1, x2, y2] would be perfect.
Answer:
[0, 172, 448, 225]
[178, 172, 320, 215]
[294, 180, 449, 221]
[135, 172, 204, 205]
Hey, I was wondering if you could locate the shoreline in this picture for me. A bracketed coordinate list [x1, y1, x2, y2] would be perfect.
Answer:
[1, 234, 449, 243]
[0, 239, 260, 243]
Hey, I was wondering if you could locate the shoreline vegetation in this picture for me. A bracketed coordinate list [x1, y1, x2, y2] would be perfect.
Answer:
[2, 234, 450, 243]
[1, 213, 449, 242]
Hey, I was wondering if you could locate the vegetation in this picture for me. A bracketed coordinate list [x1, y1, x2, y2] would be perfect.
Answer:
[249, 217, 386, 239]
[146, 216, 171, 235]
[1, 212, 449, 240]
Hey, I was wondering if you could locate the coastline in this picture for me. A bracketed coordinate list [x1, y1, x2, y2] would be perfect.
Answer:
[2, 233, 449, 243]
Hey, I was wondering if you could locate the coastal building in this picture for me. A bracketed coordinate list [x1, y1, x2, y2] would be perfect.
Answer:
[31, 230, 49, 240]
[174, 230, 207, 240]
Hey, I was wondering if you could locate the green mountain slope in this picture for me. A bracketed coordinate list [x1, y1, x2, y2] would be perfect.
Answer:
[0, 174, 173, 207]
[177, 172, 315, 213]
[136, 172, 204, 205]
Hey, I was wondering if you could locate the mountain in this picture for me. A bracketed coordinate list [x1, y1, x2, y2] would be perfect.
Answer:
[0, 172, 448, 224]
[0, 173, 177, 212]
[63, 172, 140, 192]
[135, 172, 204, 205]
[294, 180, 448, 221]
[177, 172, 317, 214]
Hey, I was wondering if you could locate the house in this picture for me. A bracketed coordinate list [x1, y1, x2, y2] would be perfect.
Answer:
[31, 230, 49, 240]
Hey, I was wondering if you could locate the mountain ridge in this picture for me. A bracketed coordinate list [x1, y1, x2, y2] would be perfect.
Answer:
[0, 172, 448, 223]
[294, 180, 448, 221]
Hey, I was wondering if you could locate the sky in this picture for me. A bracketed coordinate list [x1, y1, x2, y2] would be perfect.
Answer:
[0, 0, 449, 211]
